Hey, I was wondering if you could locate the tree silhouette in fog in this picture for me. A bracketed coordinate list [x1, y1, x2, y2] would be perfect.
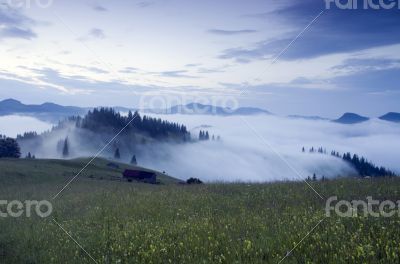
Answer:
[0, 135, 21, 158]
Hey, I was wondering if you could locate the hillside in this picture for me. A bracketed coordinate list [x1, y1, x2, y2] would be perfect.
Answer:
[1, 169, 400, 263]
[0, 158, 181, 186]
[16, 107, 193, 160]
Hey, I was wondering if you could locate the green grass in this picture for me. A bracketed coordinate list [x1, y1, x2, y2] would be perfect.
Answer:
[1, 158, 400, 263]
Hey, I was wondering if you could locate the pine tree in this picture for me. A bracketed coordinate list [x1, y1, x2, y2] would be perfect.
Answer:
[130, 154, 137, 165]
[62, 137, 69, 157]
[312, 173, 317, 181]
[114, 148, 121, 159]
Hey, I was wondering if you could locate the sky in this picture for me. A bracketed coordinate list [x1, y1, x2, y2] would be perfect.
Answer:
[1, 0, 400, 117]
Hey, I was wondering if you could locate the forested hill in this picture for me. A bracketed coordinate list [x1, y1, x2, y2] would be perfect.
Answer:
[15, 108, 196, 160]
[76, 108, 190, 141]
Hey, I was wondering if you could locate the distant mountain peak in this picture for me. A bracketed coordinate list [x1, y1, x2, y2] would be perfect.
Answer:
[1, 98, 22, 104]
[334, 113, 369, 124]
[162, 103, 271, 116]
[0, 98, 87, 123]
[379, 112, 400, 123]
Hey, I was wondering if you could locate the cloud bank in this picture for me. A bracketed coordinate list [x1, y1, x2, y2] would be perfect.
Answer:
[5, 114, 400, 183]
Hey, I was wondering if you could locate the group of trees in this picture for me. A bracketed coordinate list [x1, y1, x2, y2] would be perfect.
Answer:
[341, 152, 396, 177]
[303, 147, 326, 154]
[78, 108, 190, 141]
[0, 135, 21, 158]
[113, 147, 137, 165]
[198, 131, 221, 141]
[16, 131, 38, 141]
[303, 146, 397, 177]
[198, 130, 209, 141]
[25, 152, 36, 159]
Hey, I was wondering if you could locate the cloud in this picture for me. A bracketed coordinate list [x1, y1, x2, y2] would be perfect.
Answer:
[155, 70, 199, 79]
[137, 1, 154, 8]
[184, 63, 202, 68]
[127, 115, 400, 182]
[0, 26, 36, 39]
[92, 3, 107, 12]
[207, 29, 258, 35]
[88, 28, 106, 39]
[0, 5, 37, 40]
[119, 67, 140, 74]
[221, 1, 400, 62]
[332, 58, 400, 73]
[66, 64, 109, 74]
[197, 68, 225, 74]
[78, 28, 106, 41]
[218, 47, 266, 63]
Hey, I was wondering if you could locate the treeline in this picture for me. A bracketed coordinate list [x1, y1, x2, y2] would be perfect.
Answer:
[78, 108, 190, 141]
[303, 146, 397, 177]
[341, 152, 396, 177]
[198, 130, 220, 141]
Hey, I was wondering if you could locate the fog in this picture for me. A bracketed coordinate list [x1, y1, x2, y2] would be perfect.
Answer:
[6, 114, 400, 182]
[0, 115, 54, 138]
[136, 114, 400, 182]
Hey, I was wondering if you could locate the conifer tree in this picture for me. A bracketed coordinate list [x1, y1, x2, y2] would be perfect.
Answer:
[130, 154, 137, 165]
[62, 137, 69, 157]
[114, 148, 121, 159]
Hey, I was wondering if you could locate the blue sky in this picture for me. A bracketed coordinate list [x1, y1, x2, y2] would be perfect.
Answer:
[0, 0, 400, 117]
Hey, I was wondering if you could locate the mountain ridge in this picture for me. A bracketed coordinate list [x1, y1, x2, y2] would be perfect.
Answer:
[333, 113, 370, 124]
[1, 99, 399, 124]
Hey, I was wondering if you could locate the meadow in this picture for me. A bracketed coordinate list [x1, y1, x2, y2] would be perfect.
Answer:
[1, 158, 400, 263]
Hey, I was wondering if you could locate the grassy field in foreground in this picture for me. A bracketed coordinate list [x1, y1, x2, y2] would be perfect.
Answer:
[1, 159, 400, 263]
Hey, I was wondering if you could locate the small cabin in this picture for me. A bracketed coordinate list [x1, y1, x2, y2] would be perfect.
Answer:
[122, 169, 157, 184]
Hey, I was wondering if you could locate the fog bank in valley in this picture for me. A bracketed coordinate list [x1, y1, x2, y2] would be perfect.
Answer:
[138, 114, 400, 182]
[4, 113, 400, 182]
[0, 115, 54, 138]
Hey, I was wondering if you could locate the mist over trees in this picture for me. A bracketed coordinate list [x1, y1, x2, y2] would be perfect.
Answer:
[341, 152, 395, 177]
[15, 108, 195, 161]
[79, 108, 190, 141]
[303, 146, 396, 177]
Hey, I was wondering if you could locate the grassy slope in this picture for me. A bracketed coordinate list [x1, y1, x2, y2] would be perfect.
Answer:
[1, 159, 400, 263]
[0, 158, 180, 186]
